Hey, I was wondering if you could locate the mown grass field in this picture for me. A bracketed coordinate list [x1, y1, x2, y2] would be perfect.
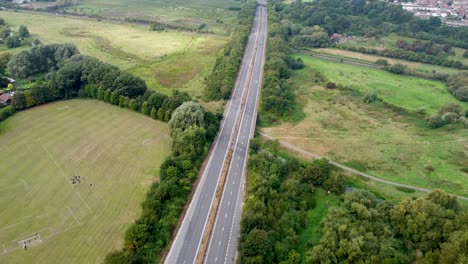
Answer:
[294, 55, 467, 114]
[314, 48, 462, 76]
[0, 99, 171, 263]
[262, 55, 468, 197]
[0, 11, 226, 97]
[59, 0, 241, 35]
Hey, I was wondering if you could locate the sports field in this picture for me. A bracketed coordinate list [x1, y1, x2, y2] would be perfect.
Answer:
[262, 55, 468, 197]
[0, 99, 171, 263]
[0, 11, 226, 97]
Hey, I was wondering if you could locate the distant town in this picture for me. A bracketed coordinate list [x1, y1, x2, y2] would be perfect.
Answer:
[396, 0, 468, 26]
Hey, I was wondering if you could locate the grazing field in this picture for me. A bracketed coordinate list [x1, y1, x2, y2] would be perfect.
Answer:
[294, 55, 467, 114]
[313, 48, 462, 76]
[262, 56, 468, 196]
[338, 34, 468, 64]
[0, 11, 226, 97]
[59, 0, 241, 35]
[0, 99, 171, 263]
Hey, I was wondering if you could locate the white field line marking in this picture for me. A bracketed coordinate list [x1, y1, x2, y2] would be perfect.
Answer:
[142, 138, 153, 144]
[39, 139, 95, 218]
[67, 206, 82, 225]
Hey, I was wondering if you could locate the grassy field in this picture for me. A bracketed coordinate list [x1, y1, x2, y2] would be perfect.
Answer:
[294, 55, 467, 114]
[296, 189, 341, 256]
[338, 34, 468, 64]
[0, 11, 226, 97]
[262, 56, 468, 197]
[57, 0, 241, 36]
[314, 48, 463, 76]
[0, 99, 171, 263]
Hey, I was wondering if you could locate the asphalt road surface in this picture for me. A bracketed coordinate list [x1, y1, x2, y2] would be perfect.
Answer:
[164, 2, 267, 264]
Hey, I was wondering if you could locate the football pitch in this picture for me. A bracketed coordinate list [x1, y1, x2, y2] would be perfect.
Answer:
[0, 99, 171, 263]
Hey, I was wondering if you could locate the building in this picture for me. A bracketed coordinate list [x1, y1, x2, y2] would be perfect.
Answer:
[0, 92, 12, 105]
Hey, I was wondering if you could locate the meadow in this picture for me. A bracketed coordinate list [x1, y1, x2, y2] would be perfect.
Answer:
[59, 0, 241, 36]
[262, 55, 468, 196]
[294, 55, 467, 114]
[0, 11, 226, 97]
[338, 34, 468, 64]
[313, 48, 463, 76]
[0, 99, 171, 263]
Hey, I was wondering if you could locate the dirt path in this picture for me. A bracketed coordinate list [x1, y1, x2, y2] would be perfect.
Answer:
[258, 131, 468, 201]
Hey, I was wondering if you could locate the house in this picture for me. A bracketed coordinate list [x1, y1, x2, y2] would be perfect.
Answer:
[0, 92, 12, 105]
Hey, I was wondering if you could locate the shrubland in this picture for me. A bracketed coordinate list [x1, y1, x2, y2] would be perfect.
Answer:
[239, 138, 468, 263]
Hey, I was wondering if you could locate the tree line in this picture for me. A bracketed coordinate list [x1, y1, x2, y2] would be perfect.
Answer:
[338, 44, 465, 70]
[105, 101, 221, 263]
[239, 138, 468, 263]
[258, 2, 304, 125]
[204, 1, 256, 100]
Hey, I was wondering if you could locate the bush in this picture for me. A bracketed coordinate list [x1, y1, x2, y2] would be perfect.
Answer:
[5, 36, 21, 49]
[326, 82, 336, 89]
[375, 59, 389, 66]
[363, 91, 378, 103]
[388, 63, 405, 74]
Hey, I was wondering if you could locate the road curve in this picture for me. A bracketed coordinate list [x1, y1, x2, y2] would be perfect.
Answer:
[164, 3, 267, 264]
[258, 131, 468, 201]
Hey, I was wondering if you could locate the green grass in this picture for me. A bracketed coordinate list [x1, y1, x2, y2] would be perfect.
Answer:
[313, 48, 463, 76]
[294, 54, 467, 114]
[58, 0, 241, 36]
[296, 189, 341, 256]
[339, 33, 468, 65]
[0, 11, 226, 98]
[0, 99, 171, 263]
[262, 55, 468, 197]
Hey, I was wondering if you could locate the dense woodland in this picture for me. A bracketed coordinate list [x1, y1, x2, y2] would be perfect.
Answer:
[239, 138, 468, 263]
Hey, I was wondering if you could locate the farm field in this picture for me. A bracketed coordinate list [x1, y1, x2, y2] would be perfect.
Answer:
[0, 99, 171, 263]
[261, 56, 468, 196]
[294, 55, 467, 114]
[59, 0, 241, 35]
[313, 48, 462, 76]
[0, 11, 226, 97]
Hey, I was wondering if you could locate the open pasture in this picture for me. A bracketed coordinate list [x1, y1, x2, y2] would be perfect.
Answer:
[0, 11, 226, 97]
[0, 99, 171, 263]
[60, 0, 241, 35]
[295, 55, 467, 114]
[262, 56, 468, 196]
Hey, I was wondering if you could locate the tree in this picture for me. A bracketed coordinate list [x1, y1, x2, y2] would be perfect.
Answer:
[391, 192, 457, 252]
[463, 50, 468, 58]
[5, 36, 21, 49]
[169, 101, 206, 138]
[18, 25, 29, 38]
[0, 26, 11, 40]
[0, 52, 12, 71]
[12, 92, 26, 110]
[303, 158, 332, 186]
[388, 63, 405, 74]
